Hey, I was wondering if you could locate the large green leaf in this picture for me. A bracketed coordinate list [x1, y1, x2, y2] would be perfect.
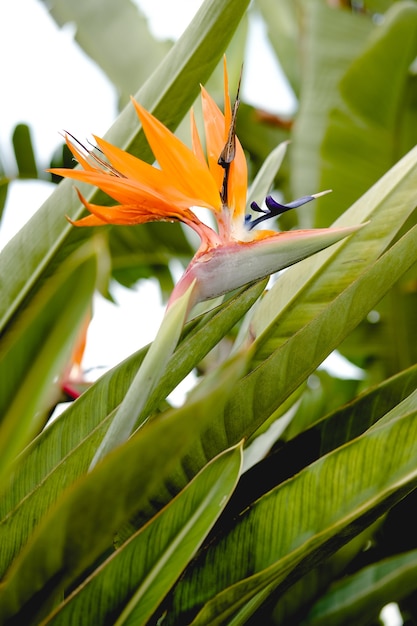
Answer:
[163, 392, 417, 625]
[260, 528, 378, 625]
[0, 281, 266, 578]
[0, 0, 250, 333]
[289, 0, 373, 216]
[254, 0, 300, 96]
[0, 240, 101, 482]
[4, 154, 414, 583]
[0, 354, 247, 624]
[247, 143, 417, 363]
[44, 444, 243, 625]
[336, 264, 417, 381]
[223, 364, 417, 522]
[43, 0, 171, 104]
[303, 549, 417, 626]
[4, 185, 413, 585]
[86, 220, 417, 558]
[316, 1, 417, 224]
[223, 223, 417, 453]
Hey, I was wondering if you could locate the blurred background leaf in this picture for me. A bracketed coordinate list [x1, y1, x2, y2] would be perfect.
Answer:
[12, 124, 38, 179]
[41, 0, 172, 106]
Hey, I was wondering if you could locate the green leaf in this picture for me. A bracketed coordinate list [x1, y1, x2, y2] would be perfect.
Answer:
[224, 223, 417, 455]
[0, 240, 101, 481]
[304, 549, 417, 626]
[4, 198, 412, 584]
[0, 354, 247, 624]
[225, 364, 417, 522]
[12, 124, 38, 179]
[108, 221, 193, 297]
[248, 143, 417, 361]
[0, 281, 265, 579]
[336, 266, 417, 381]
[43, 0, 171, 104]
[0, 176, 8, 223]
[254, 0, 300, 96]
[235, 103, 291, 179]
[262, 528, 379, 625]
[317, 1, 417, 223]
[282, 370, 360, 440]
[164, 393, 417, 625]
[0, 0, 250, 333]
[89, 280, 196, 468]
[44, 444, 243, 625]
[290, 0, 373, 214]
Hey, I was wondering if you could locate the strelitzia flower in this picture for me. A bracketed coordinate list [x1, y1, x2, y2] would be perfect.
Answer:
[51, 59, 360, 310]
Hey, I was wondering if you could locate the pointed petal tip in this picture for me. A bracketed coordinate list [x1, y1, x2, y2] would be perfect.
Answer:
[334, 220, 369, 233]
[65, 214, 81, 227]
[312, 189, 332, 199]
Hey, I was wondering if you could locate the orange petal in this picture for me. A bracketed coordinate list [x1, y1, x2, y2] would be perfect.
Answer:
[50, 167, 208, 214]
[71, 190, 178, 226]
[73, 186, 203, 226]
[200, 84, 247, 218]
[200, 85, 225, 191]
[222, 57, 247, 219]
[69, 213, 109, 227]
[64, 136, 97, 172]
[190, 108, 206, 166]
[93, 135, 171, 184]
[70, 188, 219, 248]
[131, 98, 221, 211]
[228, 146, 247, 221]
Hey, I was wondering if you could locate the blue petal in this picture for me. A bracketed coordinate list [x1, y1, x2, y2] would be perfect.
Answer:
[246, 194, 317, 230]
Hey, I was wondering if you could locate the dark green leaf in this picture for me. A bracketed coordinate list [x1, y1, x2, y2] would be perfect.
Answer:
[164, 395, 417, 625]
[0, 281, 266, 578]
[0, 240, 101, 481]
[43, 0, 171, 104]
[317, 1, 417, 223]
[44, 444, 243, 625]
[225, 364, 417, 521]
[0, 177, 9, 223]
[304, 549, 417, 626]
[12, 124, 38, 179]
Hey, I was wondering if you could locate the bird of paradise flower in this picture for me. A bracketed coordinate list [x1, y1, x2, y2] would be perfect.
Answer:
[50, 59, 362, 464]
[50, 59, 360, 310]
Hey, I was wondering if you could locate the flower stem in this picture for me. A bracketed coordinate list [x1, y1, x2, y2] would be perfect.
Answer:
[89, 280, 197, 470]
